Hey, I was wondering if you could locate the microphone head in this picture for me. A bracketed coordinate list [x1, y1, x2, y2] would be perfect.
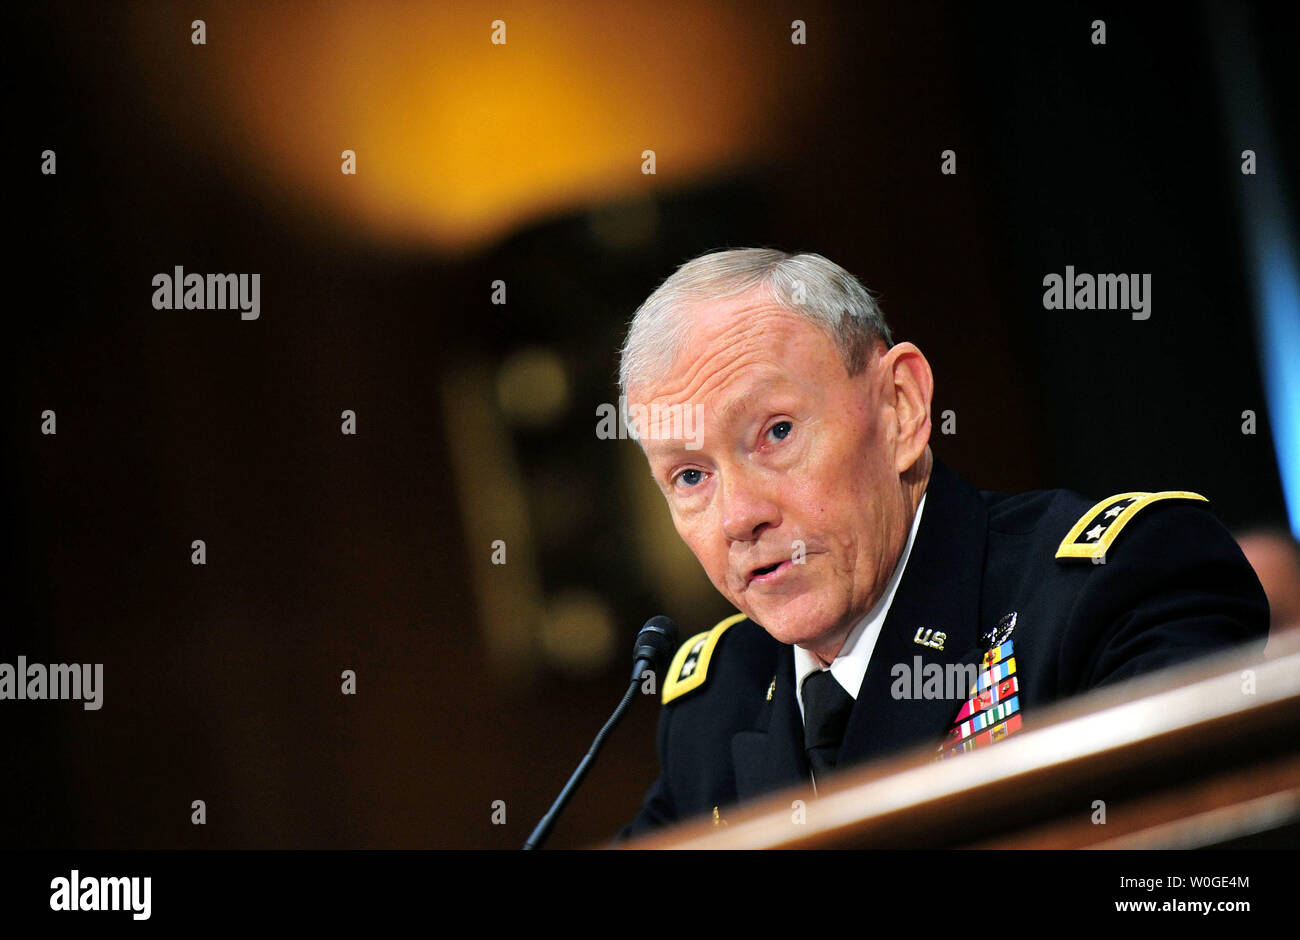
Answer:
[631, 615, 679, 680]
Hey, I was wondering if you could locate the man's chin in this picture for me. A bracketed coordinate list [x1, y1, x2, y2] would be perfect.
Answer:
[739, 595, 843, 649]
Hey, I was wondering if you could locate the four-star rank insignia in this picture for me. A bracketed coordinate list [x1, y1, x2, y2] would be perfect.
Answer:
[1055, 490, 1208, 563]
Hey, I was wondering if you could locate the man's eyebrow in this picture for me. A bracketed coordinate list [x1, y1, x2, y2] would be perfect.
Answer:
[716, 394, 756, 429]
[643, 398, 749, 454]
[644, 438, 696, 464]
[717, 381, 787, 429]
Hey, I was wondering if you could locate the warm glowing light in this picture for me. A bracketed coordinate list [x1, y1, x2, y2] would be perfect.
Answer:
[129, 1, 792, 252]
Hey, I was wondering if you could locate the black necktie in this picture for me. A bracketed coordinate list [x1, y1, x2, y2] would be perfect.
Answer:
[802, 669, 855, 784]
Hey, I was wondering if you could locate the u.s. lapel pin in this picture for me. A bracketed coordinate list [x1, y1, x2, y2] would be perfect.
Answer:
[913, 627, 946, 651]
[766, 676, 776, 701]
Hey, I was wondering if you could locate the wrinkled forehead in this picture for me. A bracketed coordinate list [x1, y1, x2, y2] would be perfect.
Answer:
[630, 299, 838, 408]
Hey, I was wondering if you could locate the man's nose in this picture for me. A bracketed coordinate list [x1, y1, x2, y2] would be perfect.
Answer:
[719, 470, 782, 542]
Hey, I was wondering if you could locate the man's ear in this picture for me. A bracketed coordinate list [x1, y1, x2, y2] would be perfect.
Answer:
[879, 342, 934, 473]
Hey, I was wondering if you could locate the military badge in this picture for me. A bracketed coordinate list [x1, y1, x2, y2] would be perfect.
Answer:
[913, 627, 946, 650]
[937, 632, 1026, 760]
[981, 611, 1016, 650]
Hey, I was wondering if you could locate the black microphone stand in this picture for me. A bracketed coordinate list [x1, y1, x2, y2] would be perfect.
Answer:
[523, 675, 642, 850]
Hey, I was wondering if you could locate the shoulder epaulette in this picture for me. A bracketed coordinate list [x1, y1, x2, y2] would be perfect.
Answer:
[661, 613, 748, 704]
[1055, 490, 1209, 562]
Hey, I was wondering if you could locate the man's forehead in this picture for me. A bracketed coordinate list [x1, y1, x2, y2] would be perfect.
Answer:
[644, 357, 793, 408]
[676, 290, 806, 350]
[632, 300, 834, 405]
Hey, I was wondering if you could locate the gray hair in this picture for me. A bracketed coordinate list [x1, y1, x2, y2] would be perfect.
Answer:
[618, 248, 893, 399]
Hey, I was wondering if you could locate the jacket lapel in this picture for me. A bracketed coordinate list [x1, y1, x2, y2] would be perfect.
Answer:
[731, 646, 809, 800]
[839, 458, 990, 765]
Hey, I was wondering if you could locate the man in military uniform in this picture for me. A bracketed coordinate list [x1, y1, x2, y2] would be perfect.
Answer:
[615, 248, 1268, 838]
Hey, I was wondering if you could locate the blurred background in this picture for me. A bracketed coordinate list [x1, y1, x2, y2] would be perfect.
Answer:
[3, 1, 1297, 848]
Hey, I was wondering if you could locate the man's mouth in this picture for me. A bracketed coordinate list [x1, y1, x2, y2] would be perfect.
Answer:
[747, 559, 792, 585]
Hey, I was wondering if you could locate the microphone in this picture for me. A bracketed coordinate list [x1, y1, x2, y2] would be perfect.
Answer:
[523, 615, 679, 850]
[629, 614, 679, 683]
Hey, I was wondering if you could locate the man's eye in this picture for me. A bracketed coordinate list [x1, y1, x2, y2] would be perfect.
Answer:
[768, 421, 792, 442]
[675, 469, 704, 488]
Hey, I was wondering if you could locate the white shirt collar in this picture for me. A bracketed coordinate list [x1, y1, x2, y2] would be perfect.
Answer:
[793, 491, 928, 722]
